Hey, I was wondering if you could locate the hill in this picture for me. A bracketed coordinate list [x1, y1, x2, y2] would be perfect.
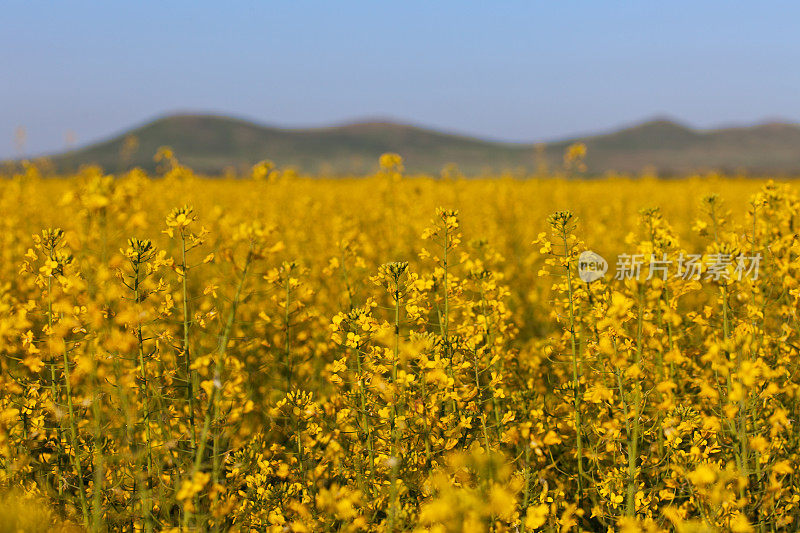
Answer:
[37, 114, 800, 175]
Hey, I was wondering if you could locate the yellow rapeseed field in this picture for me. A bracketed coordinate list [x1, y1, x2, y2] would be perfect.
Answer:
[0, 152, 798, 532]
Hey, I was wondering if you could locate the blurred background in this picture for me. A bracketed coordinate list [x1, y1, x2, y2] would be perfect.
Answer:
[5, 1, 800, 175]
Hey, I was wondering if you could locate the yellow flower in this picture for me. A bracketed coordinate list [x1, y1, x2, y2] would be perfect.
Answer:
[687, 465, 716, 486]
[524, 504, 548, 530]
[177, 471, 210, 501]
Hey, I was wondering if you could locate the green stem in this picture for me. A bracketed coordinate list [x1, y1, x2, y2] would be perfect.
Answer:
[90, 355, 104, 533]
[187, 251, 252, 528]
[625, 285, 644, 516]
[285, 274, 292, 391]
[181, 232, 197, 453]
[355, 346, 374, 495]
[134, 263, 155, 533]
[561, 229, 583, 502]
[60, 317, 89, 525]
[46, 276, 65, 500]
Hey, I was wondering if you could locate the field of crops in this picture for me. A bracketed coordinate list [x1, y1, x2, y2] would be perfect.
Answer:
[0, 155, 798, 532]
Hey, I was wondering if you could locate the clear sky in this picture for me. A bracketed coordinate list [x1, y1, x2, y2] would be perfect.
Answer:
[4, 1, 800, 158]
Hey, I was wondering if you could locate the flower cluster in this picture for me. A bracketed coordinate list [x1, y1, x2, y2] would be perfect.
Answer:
[0, 157, 798, 532]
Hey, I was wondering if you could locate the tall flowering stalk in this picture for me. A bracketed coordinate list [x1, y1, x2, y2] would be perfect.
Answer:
[374, 261, 409, 529]
[422, 208, 462, 416]
[165, 206, 208, 456]
[545, 210, 586, 502]
[120, 237, 163, 532]
[31, 229, 89, 525]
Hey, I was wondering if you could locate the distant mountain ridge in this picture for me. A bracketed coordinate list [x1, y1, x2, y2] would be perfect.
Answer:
[34, 113, 800, 175]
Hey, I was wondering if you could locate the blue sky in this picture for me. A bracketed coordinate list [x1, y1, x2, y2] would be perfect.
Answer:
[3, 1, 800, 158]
